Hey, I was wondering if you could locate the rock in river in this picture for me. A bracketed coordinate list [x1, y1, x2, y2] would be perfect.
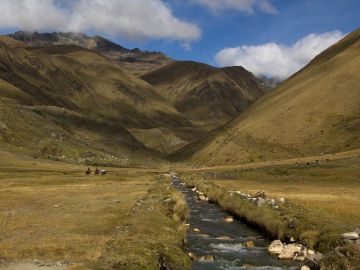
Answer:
[224, 216, 234, 223]
[268, 240, 284, 255]
[278, 244, 302, 260]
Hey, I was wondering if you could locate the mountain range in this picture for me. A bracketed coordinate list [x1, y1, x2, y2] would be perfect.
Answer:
[0, 31, 271, 163]
[1, 28, 359, 166]
[170, 27, 360, 166]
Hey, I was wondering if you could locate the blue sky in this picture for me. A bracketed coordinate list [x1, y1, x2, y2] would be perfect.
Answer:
[0, 0, 359, 78]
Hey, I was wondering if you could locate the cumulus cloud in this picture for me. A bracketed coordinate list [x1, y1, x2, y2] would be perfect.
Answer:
[215, 31, 344, 79]
[0, 0, 67, 30]
[192, 0, 277, 14]
[0, 0, 201, 42]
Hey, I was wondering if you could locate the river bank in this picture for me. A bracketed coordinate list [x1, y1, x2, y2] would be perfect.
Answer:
[176, 158, 360, 269]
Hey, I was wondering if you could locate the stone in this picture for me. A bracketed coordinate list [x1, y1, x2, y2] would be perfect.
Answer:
[199, 255, 214, 262]
[304, 252, 323, 268]
[53, 204, 61, 208]
[193, 228, 200, 233]
[307, 249, 315, 255]
[199, 195, 207, 201]
[188, 252, 197, 260]
[255, 190, 266, 198]
[341, 232, 359, 240]
[217, 236, 231, 240]
[224, 216, 234, 223]
[343, 239, 356, 244]
[245, 240, 255, 248]
[294, 246, 308, 262]
[268, 240, 284, 255]
[334, 246, 346, 258]
[278, 198, 285, 203]
[290, 237, 295, 242]
[278, 244, 302, 260]
[301, 266, 310, 270]
[256, 197, 266, 207]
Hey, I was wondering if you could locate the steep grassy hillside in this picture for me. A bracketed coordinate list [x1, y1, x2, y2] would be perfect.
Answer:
[0, 36, 195, 162]
[172, 28, 360, 166]
[9, 31, 173, 76]
[142, 61, 269, 129]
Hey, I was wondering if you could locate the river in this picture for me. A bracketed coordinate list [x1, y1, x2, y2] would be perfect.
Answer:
[172, 176, 301, 270]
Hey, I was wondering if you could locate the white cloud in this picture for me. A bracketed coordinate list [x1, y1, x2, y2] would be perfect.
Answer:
[0, 0, 67, 30]
[0, 0, 201, 42]
[215, 31, 344, 79]
[192, 0, 277, 14]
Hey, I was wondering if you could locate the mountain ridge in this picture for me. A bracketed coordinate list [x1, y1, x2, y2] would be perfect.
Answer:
[8, 31, 173, 75]
[171, 28, 360, 166]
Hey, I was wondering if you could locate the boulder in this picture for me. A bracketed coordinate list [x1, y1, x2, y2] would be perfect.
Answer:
[278, 244, 302, 260]
[268, 240, 284, 255]
[278, 198, 285, 203]
[301, 266, 310, 270]
[245, 240, 255, 248]
[341, 232, 359, 240]
[192, 228, 200, 233]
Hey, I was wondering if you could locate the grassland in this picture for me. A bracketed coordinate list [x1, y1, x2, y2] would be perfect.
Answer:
[177, 155, 360, 269]
[0, 152, 189, 270]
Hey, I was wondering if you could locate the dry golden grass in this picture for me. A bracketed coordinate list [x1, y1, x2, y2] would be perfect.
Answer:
[0, 152, 189, 269]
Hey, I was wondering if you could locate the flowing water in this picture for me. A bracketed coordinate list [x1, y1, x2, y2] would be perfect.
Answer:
[172, 176, 301, 270]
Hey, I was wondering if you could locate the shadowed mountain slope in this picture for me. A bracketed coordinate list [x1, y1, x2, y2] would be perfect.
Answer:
[0, 36, 194, 163]
[141, 61, 270, 129]
[171, 28, 360, 166]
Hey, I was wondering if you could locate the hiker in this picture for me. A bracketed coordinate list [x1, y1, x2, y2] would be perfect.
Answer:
[94, 168, 100, 175]
[85, 167, 92, 175]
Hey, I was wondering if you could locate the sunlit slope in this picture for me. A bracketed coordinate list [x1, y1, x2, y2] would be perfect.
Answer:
[172, 28, 360, 166]
[142, 61, 268, 129]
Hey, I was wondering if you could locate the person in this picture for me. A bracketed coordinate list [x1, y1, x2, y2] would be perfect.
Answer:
[94, 167, 100, 175]
[85, 167, 92, 175]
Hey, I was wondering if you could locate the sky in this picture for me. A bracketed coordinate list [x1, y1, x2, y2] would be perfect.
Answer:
[0, 0, 359, 79]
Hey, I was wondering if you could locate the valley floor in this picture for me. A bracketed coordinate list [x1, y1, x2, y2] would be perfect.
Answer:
[0, 152, 189, 270]
[1, 150, 360, 269]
